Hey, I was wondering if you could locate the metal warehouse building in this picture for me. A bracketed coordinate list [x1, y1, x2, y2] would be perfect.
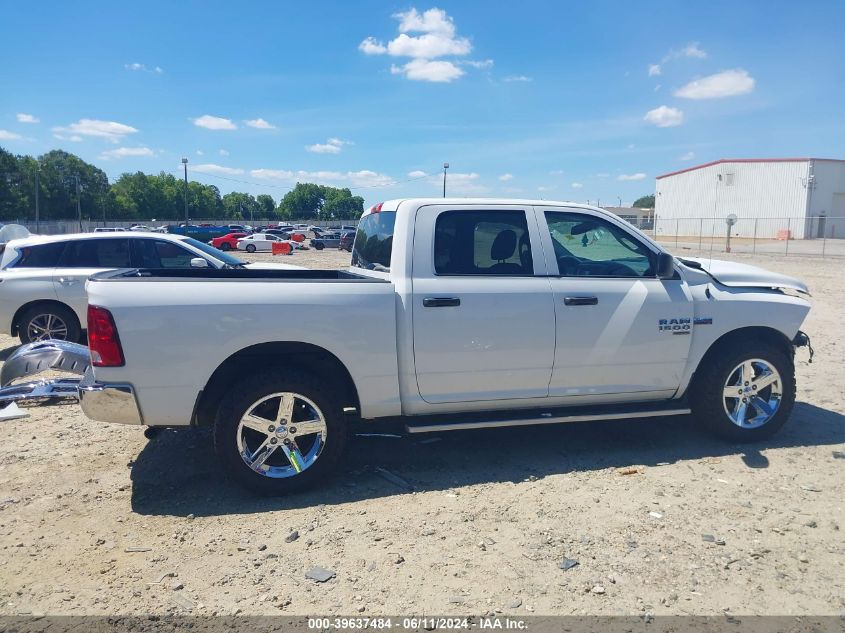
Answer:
[654, 158, 845, 239]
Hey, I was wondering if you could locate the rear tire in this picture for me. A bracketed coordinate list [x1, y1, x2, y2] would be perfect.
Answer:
[220, 242, 231, 251]
[213, 369, 347, 495]
[18, 303, 82, 345]
[690, 341, 795, 441]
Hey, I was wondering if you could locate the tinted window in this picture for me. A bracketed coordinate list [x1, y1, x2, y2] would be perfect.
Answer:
[60, 239, 131, 268]
[181, 238, 243, 266]
[10, 242, 67, 268]
[544, 212, 653, 277]
[135, 239, 196, 268]
[434, 210, 533, 276]
[352, 212, 395, 272]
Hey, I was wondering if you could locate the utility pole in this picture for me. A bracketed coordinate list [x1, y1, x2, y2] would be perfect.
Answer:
[442, 162, 449, 198]
[75, 174, 82, 232]
[34, 167, 40, 233]
[181, 158, 189, 225]
[617, 196, 622, 207]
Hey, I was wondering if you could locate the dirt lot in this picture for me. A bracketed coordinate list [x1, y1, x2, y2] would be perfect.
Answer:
[0, 247, 843, 617]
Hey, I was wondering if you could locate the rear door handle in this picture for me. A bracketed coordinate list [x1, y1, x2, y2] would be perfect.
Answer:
[564, 296, 598, 306]
[423, 297, 461, 307]
[57, 277, 77, 285]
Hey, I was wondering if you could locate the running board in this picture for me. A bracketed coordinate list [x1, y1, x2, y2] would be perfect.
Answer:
[404, 404, 691, 434]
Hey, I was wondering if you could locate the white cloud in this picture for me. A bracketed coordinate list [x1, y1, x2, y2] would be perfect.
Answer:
[680, 42, 707, 59]
[537, 185, 556, 192]
[498, 173, 513, 181]
[193, 163, 245, 176]
[52, 118, 139, 142]
[250, 168, 393, 188]
[680, 151, 695, 161]
[196, 149, 204, 156]
[440, 171, 486, 194]
[99, 146, 154, 160]
[464, 59, 493, 69]
[408, 170, 428, 178]
[549, 169, 565, 175]
[0, 130, 23, 140]
[359, 8, 483, 83]
[571, 182, 583, 189]
[394, 59, 464, 82]
[644, 105, 684, 127]
[595, 173, 610, 178]
[53, 133, 83, 142]
[503, 75, 532, 82]
[16, 113, 39, 123]
[125, 62, 163, 73]
[219, 149, 229, 156]
[244, 118, 277, 130]
[192, 115, 237, 130]
[306, 138, 352, 154]
[618, 173, 647, 181]
[648, 64, 662, 77]
[674, 69, 755, 99]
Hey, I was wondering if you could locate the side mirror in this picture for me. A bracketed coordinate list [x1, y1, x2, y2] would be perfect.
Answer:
[656, 252, 675, 279]
[190, 257, 210, 268]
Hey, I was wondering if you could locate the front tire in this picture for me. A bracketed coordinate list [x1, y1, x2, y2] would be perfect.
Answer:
[690, 341, 795, 441]
[213, 369, 347, 495]
[246, 244, 256, 253]
[18, 303, 82, 345]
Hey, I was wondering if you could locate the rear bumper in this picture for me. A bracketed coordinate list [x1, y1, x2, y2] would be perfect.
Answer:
[78, 380, 143, 425]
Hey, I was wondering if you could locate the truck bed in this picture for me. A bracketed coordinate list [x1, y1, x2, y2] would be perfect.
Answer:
[91, 268, 386, 283]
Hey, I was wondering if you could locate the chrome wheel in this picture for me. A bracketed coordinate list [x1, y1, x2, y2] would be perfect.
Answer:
[236, 392, 327, 478]
[27, 313, 69, 342]
[722, 358, 782, 429]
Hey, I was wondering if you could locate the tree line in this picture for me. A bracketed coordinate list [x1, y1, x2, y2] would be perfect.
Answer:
[0, 146, 365, 222]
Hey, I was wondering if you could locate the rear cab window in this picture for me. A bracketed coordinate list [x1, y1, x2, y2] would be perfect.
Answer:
[352, 212, 395, 272]
[434, 210, 533, 276]
[59, 238, 132, 268]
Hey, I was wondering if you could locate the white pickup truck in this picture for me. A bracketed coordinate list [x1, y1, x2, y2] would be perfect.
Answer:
[77, 199, 812, 494]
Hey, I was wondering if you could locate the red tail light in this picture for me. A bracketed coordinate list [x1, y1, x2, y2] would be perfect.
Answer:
[87, 306, 125, 367]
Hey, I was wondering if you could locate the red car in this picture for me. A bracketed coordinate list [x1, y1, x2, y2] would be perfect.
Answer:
[209, 232, 248, 251]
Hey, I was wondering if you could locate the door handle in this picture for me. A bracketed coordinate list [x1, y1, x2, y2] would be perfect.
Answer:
[423, 297, 461, 307]
[57, 277, 77, 285]
[564, 296, 598, 306]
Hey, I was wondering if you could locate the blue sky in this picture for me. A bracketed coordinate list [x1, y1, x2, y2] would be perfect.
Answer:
[2, 1, 844, 208]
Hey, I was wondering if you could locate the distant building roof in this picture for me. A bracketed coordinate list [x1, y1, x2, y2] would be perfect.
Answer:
[604, 206, 653, 213]
[656, 157, 845, 180]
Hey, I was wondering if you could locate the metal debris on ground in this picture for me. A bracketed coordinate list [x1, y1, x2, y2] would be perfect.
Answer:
[374, 466, 414, 491]
[0, 378, 80, 404]
[305, 566, 336, 583]
[0, 340, 90, 387]
[0, 402, 29, 421]
[559, 558, 579, 571]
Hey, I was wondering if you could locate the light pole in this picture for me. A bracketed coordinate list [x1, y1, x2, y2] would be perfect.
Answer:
[75, 174, 82, 232]
[617, 196, 622, 207]
[34, 166, 40, 233]
[442, 162, 449, 198]
[181, 158, 189, 225]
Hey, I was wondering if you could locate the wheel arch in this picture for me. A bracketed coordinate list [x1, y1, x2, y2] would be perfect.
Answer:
[685, 325, 794, 396]
[11, 299, 81, 337]
[193, 341, 361, 427]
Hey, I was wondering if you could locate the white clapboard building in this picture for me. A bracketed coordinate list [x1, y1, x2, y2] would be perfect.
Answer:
[654, 158, 845, 239]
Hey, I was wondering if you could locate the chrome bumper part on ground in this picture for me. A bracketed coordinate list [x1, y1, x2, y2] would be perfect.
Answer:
[78, 381, 143, 425]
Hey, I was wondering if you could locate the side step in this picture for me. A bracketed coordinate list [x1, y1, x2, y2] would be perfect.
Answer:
[405, 402, 691, 434]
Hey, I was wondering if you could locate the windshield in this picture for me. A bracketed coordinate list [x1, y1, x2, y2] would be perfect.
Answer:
[181, 237, 245, 266]
[351, 212, 395, 272]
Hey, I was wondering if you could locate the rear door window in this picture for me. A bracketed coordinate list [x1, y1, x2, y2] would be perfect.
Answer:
[59, 239, 132, 268]
[9, 242, 67, 268]
[434, 210, 533, 276]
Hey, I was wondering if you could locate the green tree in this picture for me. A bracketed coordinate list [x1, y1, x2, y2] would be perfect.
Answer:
[279, 182, 364, 220]
[256, 194, 275, 218]
[633, 194, 655, 208]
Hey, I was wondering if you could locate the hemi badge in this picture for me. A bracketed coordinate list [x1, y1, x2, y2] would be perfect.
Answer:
[694, 317, 713, 325]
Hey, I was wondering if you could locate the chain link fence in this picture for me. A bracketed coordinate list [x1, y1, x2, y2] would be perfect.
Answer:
[635, 216, 845, 258]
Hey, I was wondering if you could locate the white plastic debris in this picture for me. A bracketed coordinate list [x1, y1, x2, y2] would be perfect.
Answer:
[0, 402, 29, 421]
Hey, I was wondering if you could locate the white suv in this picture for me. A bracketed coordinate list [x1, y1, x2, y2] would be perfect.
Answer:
[0, 232, 300, 344]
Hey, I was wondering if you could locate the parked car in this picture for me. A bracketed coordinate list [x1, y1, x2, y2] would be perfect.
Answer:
[310, 232, 341, 250]
[0, 232, 302, 344]
[338, 230, 356, 251]
[93, 227, 127, 233]
[210, 232, 249, 251]
[236, 233, 290, 253]
[76, 198, 812, 495]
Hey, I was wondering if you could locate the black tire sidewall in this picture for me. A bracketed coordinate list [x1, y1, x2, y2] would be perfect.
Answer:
[691, 343, 795, 441]
[213, 369, 347, 495]
[246, 244, 256, 253]
[220, 243, 231, 251]
[19, 304, 82, 344]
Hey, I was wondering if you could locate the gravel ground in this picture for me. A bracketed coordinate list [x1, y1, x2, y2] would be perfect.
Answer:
[0, 248, 843, 617]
